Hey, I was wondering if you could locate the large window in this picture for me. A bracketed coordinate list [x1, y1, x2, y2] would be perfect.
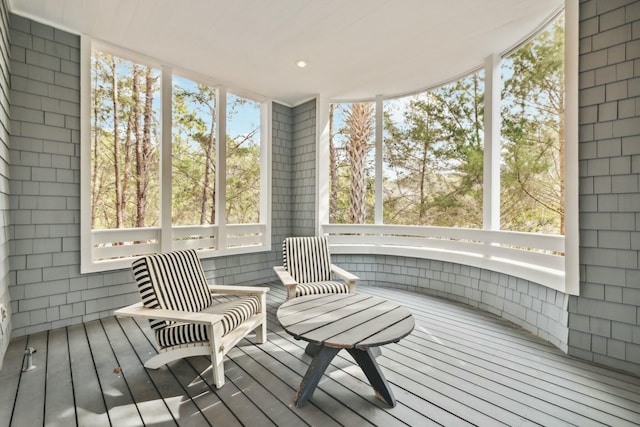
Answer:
[81, 43, 271, 272]
[322, 9, 576, 294]
[171, 75, 217, 227]
[90, 53, 161, 230]
[226, 93, 262, 224]
[382, 72, 484, 227]
[501, 13, 564, 234]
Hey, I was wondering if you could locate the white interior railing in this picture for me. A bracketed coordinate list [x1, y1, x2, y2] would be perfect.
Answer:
[88, 221, 567, 292]
[172, 224, 218, 251]
[322, 224, 568, 293]
[92, 227, 161, 261]
[88, 223, 268, 272]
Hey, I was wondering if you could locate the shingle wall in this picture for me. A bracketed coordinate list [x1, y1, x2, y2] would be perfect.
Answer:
[333, 254, 570, 351]
[291, 99, 316, 237]
[0, 0, 11, 371]
[569, 0, 640, 375]
[272, 102, 293, 255]
[6, 15, 294, 337]
[8, 14, 84, 336]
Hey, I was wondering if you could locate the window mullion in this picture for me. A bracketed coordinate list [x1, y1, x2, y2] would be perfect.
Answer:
[260, 102, 272, 248]
[316, 95, 330, 234]
[374, 95, 383, 224]
[80, 35, 92, 273]
[483, 54, 501, 231]
[216, 87, 227, 251]
[160, 66, 173, 252]
[564, 0, 579, 295]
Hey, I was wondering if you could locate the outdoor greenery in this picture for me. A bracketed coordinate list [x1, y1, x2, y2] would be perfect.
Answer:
[90, 53, 160, 230]
[330, 14, 564, 234]
[92, 14, 563, 236]
[90, 53, 261, 230]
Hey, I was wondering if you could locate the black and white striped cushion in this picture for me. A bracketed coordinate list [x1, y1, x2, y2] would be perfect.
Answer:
[295, 281, 349, 297]
[154, 295, 261, 348]
[282, 237, 332, 283]
[132, 249, 213, 330]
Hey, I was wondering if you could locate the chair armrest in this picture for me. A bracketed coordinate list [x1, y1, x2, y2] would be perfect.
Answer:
[331, 264, 359, 284]
[274, 266, 299, 299]
[208, 285, 269, 296]
[273, 266, 298, 286]
[114, 302, 223, 325]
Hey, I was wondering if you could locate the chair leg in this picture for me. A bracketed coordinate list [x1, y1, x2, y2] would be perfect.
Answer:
[256, 293, 267, 344]
[256, 320, 267, 344]
[287, 284, 297, 300]
[209, 323, 225, 389]
[347, 280, 357, 294]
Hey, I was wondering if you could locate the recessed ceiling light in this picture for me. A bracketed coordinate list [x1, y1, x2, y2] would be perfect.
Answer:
[296, 60, 307, 68]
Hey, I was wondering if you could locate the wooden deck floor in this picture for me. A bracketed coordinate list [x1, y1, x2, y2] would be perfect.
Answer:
[1, 283, 640, 426]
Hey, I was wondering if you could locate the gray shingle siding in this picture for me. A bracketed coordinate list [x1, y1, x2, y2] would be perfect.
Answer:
[0, 0, 11, 371]
[570, 0, 640, 375]
[291, 99, 316, 237]
[331, 254, 570, 352]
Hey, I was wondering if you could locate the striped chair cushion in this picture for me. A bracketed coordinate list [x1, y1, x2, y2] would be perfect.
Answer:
[154, 295, 261, 348]
[282, 236, 332, 283]
[132, 249, 213, 330]
[295, 281, 349, 297]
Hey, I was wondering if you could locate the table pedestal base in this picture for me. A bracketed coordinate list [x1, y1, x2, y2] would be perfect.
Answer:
[295, 345, 396, 407]
[304, 342, 381, 358]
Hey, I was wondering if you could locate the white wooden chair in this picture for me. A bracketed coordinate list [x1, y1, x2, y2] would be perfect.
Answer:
[114, 249, 268, 389]
[273, 236, 359, 300]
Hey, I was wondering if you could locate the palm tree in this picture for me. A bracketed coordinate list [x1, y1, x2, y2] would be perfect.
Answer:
[345, 103, 374, 224]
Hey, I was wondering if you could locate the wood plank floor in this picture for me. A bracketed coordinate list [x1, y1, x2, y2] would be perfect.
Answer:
[1, 283, 640, 426]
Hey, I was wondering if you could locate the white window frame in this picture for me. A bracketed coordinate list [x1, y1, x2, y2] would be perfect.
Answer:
[318, 1, 578, 295]
[80, 38, 271, 273]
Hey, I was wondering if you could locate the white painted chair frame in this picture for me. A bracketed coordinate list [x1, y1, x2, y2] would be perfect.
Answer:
[273, 265, 358, 300]
[115, 284, 268, 389]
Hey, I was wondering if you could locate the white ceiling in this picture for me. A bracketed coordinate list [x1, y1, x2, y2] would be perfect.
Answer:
[8, 0, 563, 106]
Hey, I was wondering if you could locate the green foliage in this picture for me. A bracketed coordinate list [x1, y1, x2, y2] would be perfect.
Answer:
[171, 80, 217, 225]
[329, 14, 564, 235]
[91, 53, 262, 231]
[382, 72, 484, 227]
[226, 134, 261, 223]
[226, 94, 261, 224]
[90, 52, 160, 229]
[501, 14, 564, 234]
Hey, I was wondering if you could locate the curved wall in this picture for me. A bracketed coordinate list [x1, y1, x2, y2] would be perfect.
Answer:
[333, 253, 569, 352]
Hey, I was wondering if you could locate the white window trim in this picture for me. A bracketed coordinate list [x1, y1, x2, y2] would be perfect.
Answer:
[318, 1, 578, 295]
[80, 37, 272, 273]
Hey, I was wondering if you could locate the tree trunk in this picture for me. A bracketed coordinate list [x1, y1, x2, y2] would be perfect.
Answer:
[91, 61, 101, 229]
[419, 137, 428, 222]
[201, 107, 216, 225]
[346, 103, 374, 224]
[121, 111, 134, 226]
[138, 68, 155, 227]
[111, 58, 123, 228]
[133, 65, 145, 227]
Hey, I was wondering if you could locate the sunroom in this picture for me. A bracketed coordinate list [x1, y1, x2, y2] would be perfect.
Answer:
[1, 0, 640, 425]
